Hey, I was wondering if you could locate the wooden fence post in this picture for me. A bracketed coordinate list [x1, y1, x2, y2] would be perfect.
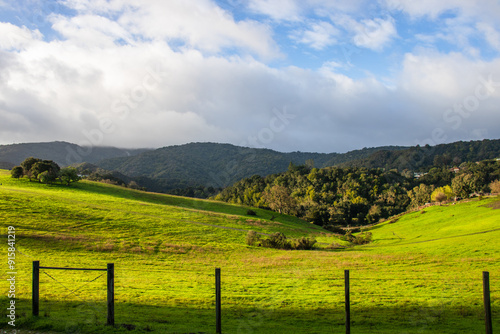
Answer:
[345, 269, 350, 334]
[107, 263, 115, 326]
[216, 268, 221, 334]
[483, 271, 492, 334]
[32, 261, 39, 316]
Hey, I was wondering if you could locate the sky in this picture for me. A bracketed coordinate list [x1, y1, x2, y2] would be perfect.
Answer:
[0, 0, 500, 153]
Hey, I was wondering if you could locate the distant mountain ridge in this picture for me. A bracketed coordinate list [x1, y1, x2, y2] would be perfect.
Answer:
[0, 141, 151, 167]
[2, 139, 499, 194]
[95, 142, 407, 190]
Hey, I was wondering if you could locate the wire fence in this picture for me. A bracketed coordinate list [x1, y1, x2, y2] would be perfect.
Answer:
[30, 262, 497, 333]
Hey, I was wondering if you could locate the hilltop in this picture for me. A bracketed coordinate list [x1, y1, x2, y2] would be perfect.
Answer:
[0, 169, 498, 333]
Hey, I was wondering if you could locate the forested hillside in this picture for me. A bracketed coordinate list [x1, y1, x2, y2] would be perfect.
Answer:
[96, 142, 406, 190]
[2, 140, 499, 196]
[214, 159, 500, 228]
[339, 139, 500, 170]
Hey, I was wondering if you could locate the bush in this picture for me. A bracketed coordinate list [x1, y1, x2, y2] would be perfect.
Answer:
[341, 231, 372, 245]
[352, 232, 372, 245]
[246, 209, 257, 216]
[246, 230, 260, 246]
[249, 232, 317, 250]
[291, 237, 317, 250]
[261, 232, 291, 250]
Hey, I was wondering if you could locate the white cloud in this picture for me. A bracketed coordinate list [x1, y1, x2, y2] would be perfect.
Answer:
[0, 1, 499, 153]
[291, 21, 339, 50]
[60, 0, 281, 60]
[384, 0, 500, 21]
[307, 0, 367, 15]
[0, 23, 42, 50]
[50, 14, 133, 47]
[384, 0, 500, 56]
[477, 22, 500, 52]
[351, 17, 397, 51]
[247, 0, 302, 21]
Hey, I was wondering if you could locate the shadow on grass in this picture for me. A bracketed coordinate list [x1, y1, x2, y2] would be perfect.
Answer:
[1, 297, 495, 334]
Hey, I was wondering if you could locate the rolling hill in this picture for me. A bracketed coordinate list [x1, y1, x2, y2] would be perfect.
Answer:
[0, 169, 498, 333]
[95, 142, 406, 189]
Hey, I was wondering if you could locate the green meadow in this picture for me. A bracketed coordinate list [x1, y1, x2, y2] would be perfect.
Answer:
[0, 169, 498, 333]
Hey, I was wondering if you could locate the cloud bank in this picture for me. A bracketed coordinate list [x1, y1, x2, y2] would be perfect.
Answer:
[0, 0, 499, 153]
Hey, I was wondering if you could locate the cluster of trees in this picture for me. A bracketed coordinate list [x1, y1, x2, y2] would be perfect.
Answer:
[214, 159, 500, 229]
[341, 139, 500, 171]
[11, 157, 80, 185]
[407, 160, 500, 207]
[214, 163, 413, 228]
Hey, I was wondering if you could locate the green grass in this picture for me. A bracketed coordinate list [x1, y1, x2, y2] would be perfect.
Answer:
[0, 169, 499, 333]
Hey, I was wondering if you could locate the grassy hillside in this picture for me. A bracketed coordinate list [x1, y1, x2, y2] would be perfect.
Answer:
[0, 170, 498, 333]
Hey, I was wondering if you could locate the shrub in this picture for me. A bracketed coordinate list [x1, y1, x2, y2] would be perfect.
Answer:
[261, 232, 291, 250]
[246, 230, 260, 246]
[249, 232, 317, 250]
[246, 209, 257, 216]
[351, 232, 372, 245]
[341, 231, 372, 245]
[291, 237, 317, 250]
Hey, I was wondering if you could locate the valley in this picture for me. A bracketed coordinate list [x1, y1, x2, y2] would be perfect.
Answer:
[0, 170, 498, 333]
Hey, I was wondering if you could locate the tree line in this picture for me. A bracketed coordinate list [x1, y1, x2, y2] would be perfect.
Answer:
[11, 157, 80, 185]
[214, 159, 500, 230]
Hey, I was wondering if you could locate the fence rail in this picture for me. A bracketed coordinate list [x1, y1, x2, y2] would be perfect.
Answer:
[32, 261, 115, 326]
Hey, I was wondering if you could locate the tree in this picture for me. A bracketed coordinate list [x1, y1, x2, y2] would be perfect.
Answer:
[434, 192, 447, 204]
[10, 166, 24, 179]
[21, 157, 41, 181]
[490, 180, 500, 194]
[451, 173, 477, 198]
[407, 184, 432, 208]
[262, 185, 297, 215]
[366, 204, 382, 223]
[431, 185, 453, 204]
[39, 170, 57, 184]
[31, 160, 60, 183]
[59, 167, 80, 186]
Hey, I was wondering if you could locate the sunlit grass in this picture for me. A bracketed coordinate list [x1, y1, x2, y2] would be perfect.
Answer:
[0, 170, 498, 333]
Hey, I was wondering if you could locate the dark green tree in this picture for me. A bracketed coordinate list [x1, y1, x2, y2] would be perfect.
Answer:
[31, 160, 60, 183]
[59, 167, 80, 186]
[20, 157, 41, 181]
[451, 173, 477, 198]
[10, 166, 24, 179]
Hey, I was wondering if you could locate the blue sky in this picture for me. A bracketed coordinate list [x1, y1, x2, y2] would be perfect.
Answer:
[0, 0, 500, 153]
